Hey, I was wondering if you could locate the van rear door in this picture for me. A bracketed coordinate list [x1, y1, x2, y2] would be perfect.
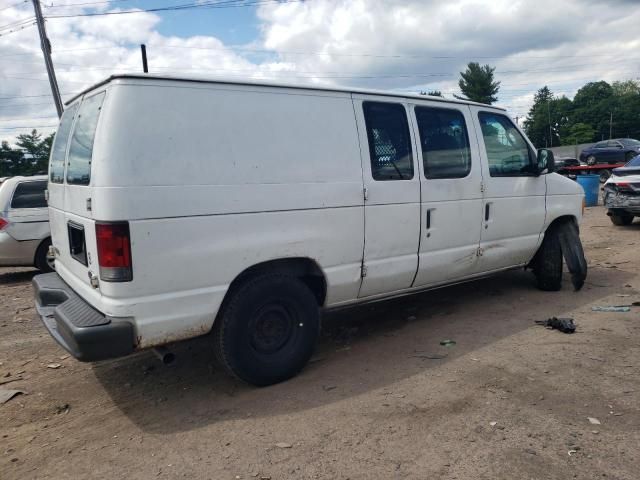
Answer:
[48, 92, 106, 291]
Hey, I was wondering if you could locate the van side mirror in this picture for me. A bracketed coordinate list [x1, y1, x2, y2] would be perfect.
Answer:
[537, 149, 555, 174]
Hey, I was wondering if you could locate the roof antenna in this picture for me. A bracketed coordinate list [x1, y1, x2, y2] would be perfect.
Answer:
[141, 44, 148, 73]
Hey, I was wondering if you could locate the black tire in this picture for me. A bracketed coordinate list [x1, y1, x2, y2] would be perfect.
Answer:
[532, 227, 562, 291]
[599, 169, 611, 183]
[586, 155, 597, 166]
[34, 238, 53, 272]
[213, 273, 320, 386]
[610, 214, 634, 226]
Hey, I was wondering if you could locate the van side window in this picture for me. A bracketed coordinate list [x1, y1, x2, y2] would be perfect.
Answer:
[478, 112, 535, 177]
[415, 107, 471, 179]
[363, 102, 414, 180]
[49, 103, 79, 184]
[10, 181, 47, 209]
[67, 92, 105, 185]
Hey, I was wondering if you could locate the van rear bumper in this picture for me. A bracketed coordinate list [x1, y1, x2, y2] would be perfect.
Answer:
[32, 273, 135, 361]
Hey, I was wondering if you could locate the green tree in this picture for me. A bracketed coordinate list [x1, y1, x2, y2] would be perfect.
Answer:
[572, 81, 614, 140]
[611, 79, 640, 97]
[523, 87, 556, 147]
[15, 129, 54, 174]
[0, 140, 25, 177]
[456, 62, 500, 104]
[566, 123, 596, 144]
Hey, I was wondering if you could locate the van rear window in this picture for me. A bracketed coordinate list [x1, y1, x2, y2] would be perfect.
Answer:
[11, 181, 47, 209]
[49, 103, 78, 184]
[67, 92, 105, 185]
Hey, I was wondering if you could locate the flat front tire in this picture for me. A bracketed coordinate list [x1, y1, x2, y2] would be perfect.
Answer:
[532, 227, 562, 291]
[213, 273, 320, 386]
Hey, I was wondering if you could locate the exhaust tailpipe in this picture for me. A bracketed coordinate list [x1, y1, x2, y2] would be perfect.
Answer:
[153, 346, 176, 366]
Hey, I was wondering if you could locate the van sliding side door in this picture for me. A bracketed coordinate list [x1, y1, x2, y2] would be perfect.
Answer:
[410, 103, 484, 287]
[352, 95, 421, 298]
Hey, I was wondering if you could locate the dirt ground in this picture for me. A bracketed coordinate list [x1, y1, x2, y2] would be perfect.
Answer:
[1, 205, 639, 480]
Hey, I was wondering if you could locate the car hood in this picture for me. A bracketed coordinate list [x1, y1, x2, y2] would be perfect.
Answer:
[611, 166, 640, 177]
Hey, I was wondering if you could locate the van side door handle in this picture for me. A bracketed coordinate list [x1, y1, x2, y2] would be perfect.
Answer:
[426, 209, 431, 229]
[485, 203, 490, 222]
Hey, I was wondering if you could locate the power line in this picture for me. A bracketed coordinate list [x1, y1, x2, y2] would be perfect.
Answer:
[45, 0, 306, 18]
[0, 124, 57, 130]
[0, 20, 36, 36]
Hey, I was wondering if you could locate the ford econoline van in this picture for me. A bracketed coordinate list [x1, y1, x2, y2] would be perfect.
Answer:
[33, 75, 586, 386]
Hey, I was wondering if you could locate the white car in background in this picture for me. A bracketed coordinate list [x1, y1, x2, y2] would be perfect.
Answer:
[0, 175, 52, 271]
[603, 155, 640, 225]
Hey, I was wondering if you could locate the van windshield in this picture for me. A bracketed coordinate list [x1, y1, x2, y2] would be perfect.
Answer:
[67, 92, 105, 185]
[49, 103, 78, 184]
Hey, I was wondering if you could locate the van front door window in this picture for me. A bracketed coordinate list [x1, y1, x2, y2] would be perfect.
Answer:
[478, 112, 535, 177]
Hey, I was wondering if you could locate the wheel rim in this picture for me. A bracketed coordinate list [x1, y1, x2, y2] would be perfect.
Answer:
[587, 156, 596, 165]
[599, 170, 610, 183]
[249, 302, 295, 355]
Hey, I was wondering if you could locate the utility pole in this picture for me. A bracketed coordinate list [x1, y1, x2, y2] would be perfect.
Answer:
[547, 99, 553, 147]
[32, 0, 63, 118]
[140, 44, 148, 73]
[609, 111, 613, 139]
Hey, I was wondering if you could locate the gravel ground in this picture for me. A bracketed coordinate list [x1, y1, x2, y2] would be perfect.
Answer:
[1, 205, 639, 480]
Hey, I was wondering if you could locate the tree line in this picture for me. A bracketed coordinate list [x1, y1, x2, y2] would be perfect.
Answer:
[0, 130, 54, 177]
[523, 80, 640, 148]
[427, 62, 640, 148]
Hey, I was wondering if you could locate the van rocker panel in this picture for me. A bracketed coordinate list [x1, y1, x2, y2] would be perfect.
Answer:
[33, 272, 134, 361]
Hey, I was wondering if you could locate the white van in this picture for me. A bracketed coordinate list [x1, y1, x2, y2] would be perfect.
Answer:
[34, 75, 586, 386]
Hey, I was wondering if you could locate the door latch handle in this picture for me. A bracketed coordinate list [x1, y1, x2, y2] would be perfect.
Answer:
[426, 209, 431, 229]
[484, 203, 490, 222]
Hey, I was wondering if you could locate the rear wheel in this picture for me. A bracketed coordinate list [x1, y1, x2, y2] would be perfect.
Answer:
[586, 155, 597, 166]
[34, 238, 53, 272]
[599, 169, 611, 183]
[213, 273, 320, 386]
[610, 214, 634, 226]
[532, 227, 562, 291]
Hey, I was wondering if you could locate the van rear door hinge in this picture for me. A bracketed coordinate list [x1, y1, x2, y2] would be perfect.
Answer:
[480, 181, 485, 193]
[476, 247, 484, 257]
[363, 187, 369, 201]
[361, 264, 368, 278]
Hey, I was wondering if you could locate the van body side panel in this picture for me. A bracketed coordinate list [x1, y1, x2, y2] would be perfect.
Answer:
[53, 81, 364, 347]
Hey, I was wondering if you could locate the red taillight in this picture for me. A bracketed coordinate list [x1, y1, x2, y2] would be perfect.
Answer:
[616, 182, 631, 191]
[95, 222, 132, 282]
[0, 217, 7, 231]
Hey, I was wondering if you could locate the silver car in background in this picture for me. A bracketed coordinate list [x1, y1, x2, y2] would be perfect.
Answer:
[0, 175, 52, 271]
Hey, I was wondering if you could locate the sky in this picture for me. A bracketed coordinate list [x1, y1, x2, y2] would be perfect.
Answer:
[1, 0, 639, 141]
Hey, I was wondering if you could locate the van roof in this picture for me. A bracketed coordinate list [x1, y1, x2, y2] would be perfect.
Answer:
[66, 74, 507, 111]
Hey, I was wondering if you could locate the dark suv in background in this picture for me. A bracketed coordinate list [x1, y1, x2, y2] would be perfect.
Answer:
[579, 138, 640, 165]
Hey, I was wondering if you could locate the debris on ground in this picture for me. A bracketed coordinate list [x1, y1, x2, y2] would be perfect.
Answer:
[440, 340, 456, 347]
[46, 363, 62, 369]
[556, 221, 588, 291]
[587, 417, 601, 425]
[0, 388, 24, 405]
[591, 306, 631, 312]
[535, 317, 576, 333]
[410, 353, 448, 360]
[275, 442, 292, 449]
